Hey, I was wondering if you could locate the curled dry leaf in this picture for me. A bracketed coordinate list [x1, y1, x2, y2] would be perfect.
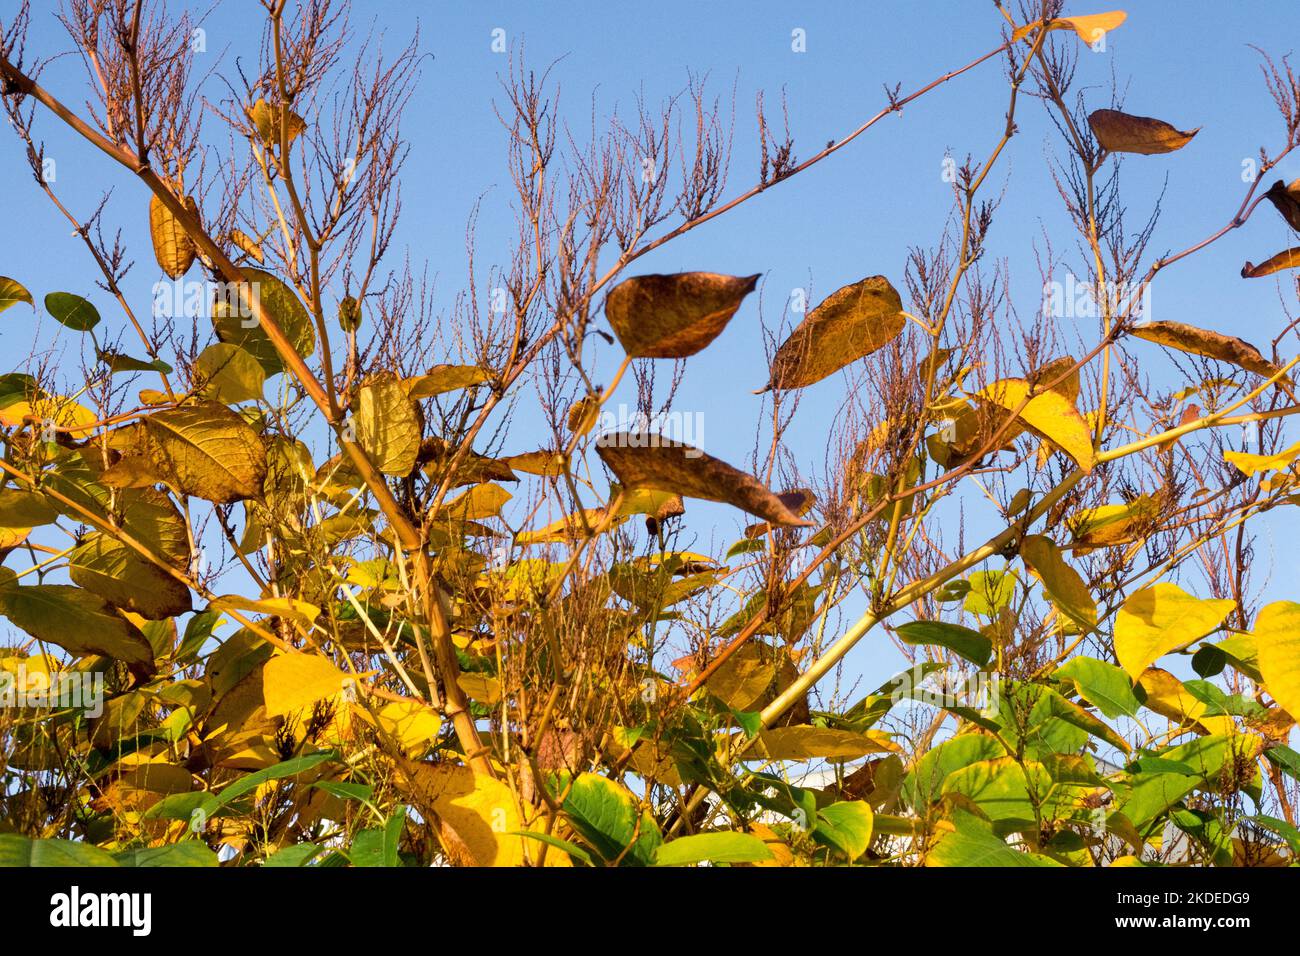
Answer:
[744, 488, 816, 538]
[604, 271, 760, 358]
[1088, 108, 1198, 155]
[1264, 178, 1300, 232]
[148, 188, 200, 280]
[1242, 247, 1300, 279]
[761, 275, 905, 391]
[1129, 320, 1283, 379]
[596, 434, 814, 527]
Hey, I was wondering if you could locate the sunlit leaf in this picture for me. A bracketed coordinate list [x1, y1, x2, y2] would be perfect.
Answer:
[596, 435, 814, 527]
[0, 277, 34, 315]
[263, 652, 350, 719]
[1114, 583, 1236, 680]
[1088, 108, 1199, 155]
[1130, 320, 1282, 380]
[1242, 247, 1300, 278]
[141, 401, 268, 503]
[355, 377, 422, 476]
[761, 275, 905, 391]
[1020, 534, 1097, 630]
[977, 377, 1095, 470]
[605, 271, 759, 358]
[1252, 601, 1300, 723]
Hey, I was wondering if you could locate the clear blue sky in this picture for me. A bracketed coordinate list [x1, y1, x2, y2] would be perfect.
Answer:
[3, 1, 1299, 695]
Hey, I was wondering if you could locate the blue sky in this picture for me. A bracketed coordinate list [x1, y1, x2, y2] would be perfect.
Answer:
[3, 1, 1299, 696]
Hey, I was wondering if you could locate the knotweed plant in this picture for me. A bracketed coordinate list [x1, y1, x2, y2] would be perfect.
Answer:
[0, 0, 1299, 867]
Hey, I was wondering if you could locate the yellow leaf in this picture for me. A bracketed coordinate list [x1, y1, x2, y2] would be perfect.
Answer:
[262, 652, 350, 718]
[1252, 601, 1300, 721]
[977, 377, 1095, 471]
[1137, 668, 1236, 737]
[211, 594, 320, 628]
[747, 726, 899, 762]
[1021, 534, 1097, 629]
[1013, 11, 1127, 44]
[371, 699, 442, 754]
[399, 761, 534, 867]
[1242, 247, 1300, 278]
[456, 672, 501, 706]
[1114, 583, 1235, 680]
[1224, 440, 1300, 476]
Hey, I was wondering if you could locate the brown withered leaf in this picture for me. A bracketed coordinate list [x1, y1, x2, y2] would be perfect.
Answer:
[1242, 247, 1300, 279]
[744, 488, 816, 539]
[149, 190, 200, 280]
[1088, 109, 1199, 155]
[596, 434, 814, 527]
[761, 275, 905, 391]
[604, 272, 760, 358]
[1264, 178, 1300, 232]
[1130, 320, 1282, 379]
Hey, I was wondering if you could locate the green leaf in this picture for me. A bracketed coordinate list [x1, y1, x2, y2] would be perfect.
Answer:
[211, 268, 316, 374]
[0, 834, 119, 866]
[0, 583, 154, 665]
[903, 734, 1006, 810]
[652, 831, 773, 866]
[0, 276, 34, 314]
[1113, 583, 1235, 680]
[214, 750, 338, 811]
[44, 291, 101, 331]
[194, 342, 266, 404]
[894, 620, 993, 667]
[141, 401, 268, 503]
[963, 569, 1017, 616]
[513, 831, 595, 866]
[926, 812, 1062, 867]
[113, 841, 218, 867]
[1055, 656, 1140, 719]
[100, 351, 173, 374]
[262, 843, 327, 867]
[355, 377, 422, 476]
[560, 773, 661, 866]
[813, 801, 875, 861]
